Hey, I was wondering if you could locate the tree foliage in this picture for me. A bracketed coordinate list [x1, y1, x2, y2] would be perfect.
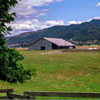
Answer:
[0, 0, 18, 34]
[0, 48, 34, 83]
[0, 0, 34, 83]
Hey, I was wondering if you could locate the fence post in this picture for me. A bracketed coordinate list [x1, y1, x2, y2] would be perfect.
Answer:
[7, 89, 14, 99]
[28, 96, 35, 100]
[24, 92, 35, 100]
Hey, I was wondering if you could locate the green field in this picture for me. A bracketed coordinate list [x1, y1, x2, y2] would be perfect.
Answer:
[1, 50, 100, 97]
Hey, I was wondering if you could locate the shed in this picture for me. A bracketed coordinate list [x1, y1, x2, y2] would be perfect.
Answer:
[29, 37, 75, 50]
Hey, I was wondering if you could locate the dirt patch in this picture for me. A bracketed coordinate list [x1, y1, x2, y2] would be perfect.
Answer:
[15, 48, 28, 51]
[53, 73, 67, 80]
[41, 51, 62, 54]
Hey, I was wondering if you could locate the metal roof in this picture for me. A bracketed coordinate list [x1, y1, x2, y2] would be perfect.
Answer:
[44, 37, 75, 46]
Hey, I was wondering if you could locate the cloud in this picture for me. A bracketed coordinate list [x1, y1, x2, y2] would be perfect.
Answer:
[17, 0, 62, 7]
[93, 17, 100, 19]
[11, 0, 64, 19]
[12, 7, 49, 19]
[45, 20, 64, 26]
[8, 19, 64, 36]
[67, 18, 93, 25]
[67, 21, 83, 25]
[96, 2, 100, 7]
[17, 0, 64, 7]
[67, 16, 100, 25]
[55, 0, 64, 2]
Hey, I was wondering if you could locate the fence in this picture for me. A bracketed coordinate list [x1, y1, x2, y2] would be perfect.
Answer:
[1, 89, 100, 99]
[0, 89, 13, 99]
[0, 89, 33, 99]
[24, 91, 100, 99]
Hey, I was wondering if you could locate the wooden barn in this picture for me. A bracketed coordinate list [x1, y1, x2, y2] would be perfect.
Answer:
[29, 37, 75, 50]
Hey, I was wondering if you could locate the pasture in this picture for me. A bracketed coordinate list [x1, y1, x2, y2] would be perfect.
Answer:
[0, 50, 100, 97]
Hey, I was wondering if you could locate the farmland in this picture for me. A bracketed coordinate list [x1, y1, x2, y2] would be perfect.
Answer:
[0, 50, 100, 96]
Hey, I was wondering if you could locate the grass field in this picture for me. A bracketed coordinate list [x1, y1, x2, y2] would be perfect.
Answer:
[0, 50, 100, 98]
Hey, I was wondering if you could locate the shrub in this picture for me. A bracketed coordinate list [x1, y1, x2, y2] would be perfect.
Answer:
[0, 47, 35, 83]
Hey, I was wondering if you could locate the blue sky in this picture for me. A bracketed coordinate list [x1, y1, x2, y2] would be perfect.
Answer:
[9, 0, 100, 36]
[46, 0, 99, 21]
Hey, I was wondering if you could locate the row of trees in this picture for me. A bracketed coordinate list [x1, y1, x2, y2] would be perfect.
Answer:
[0, 0, 33, 83]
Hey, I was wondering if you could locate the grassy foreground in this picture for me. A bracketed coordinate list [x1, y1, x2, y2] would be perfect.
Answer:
[0, 50, 100, 96]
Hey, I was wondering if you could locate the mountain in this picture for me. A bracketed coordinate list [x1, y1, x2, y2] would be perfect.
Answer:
[8, 19, 100, 46]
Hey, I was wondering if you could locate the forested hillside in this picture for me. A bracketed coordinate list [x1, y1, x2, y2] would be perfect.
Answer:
[8, 19, 100, 45]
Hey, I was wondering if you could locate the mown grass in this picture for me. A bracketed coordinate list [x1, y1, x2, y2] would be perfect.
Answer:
[1, 50, 100, 99]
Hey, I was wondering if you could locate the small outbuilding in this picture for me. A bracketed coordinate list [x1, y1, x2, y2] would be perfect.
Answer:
[29, 37, 75, 50]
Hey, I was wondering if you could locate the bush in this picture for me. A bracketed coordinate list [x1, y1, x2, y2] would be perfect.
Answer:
[0, 47, 35, 83]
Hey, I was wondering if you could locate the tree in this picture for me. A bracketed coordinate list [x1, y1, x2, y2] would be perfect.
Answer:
[0, 0, 34, 83]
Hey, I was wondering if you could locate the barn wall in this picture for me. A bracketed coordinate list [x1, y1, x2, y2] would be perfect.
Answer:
[29, 39, 52, 50]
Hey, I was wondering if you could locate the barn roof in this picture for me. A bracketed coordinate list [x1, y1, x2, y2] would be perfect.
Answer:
[44, 37, 75, 46]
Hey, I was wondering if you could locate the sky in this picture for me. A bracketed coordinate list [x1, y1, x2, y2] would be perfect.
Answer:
[8, 0, 100, 36]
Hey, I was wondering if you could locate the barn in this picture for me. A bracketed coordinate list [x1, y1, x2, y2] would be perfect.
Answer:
[29, 37, 75, 50]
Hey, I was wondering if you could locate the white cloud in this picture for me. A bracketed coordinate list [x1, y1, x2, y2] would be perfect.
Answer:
[67, 21, 82, 25]
[93, 17, 100, 19]
[13, 8, 49, 18]
[17, 0, 64, 7]
[67, 16, 100, 25]
[55, 0, 64, 2]
[17, 0, 55, 7]
[8, 19, 64, 36]
[11, 0, 64, 19]
[96, 2, 100, 7]
[67, 18, 92, 25]
[45, 20, 64, 26]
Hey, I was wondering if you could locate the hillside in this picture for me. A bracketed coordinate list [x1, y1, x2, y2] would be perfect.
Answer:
[8, 19, 100, 45]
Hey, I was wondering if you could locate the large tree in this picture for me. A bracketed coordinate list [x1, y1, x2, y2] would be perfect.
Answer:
[0, 0, 34, 83]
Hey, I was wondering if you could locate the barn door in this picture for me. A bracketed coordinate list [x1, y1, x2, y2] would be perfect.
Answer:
[41, 46, 45, 50]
